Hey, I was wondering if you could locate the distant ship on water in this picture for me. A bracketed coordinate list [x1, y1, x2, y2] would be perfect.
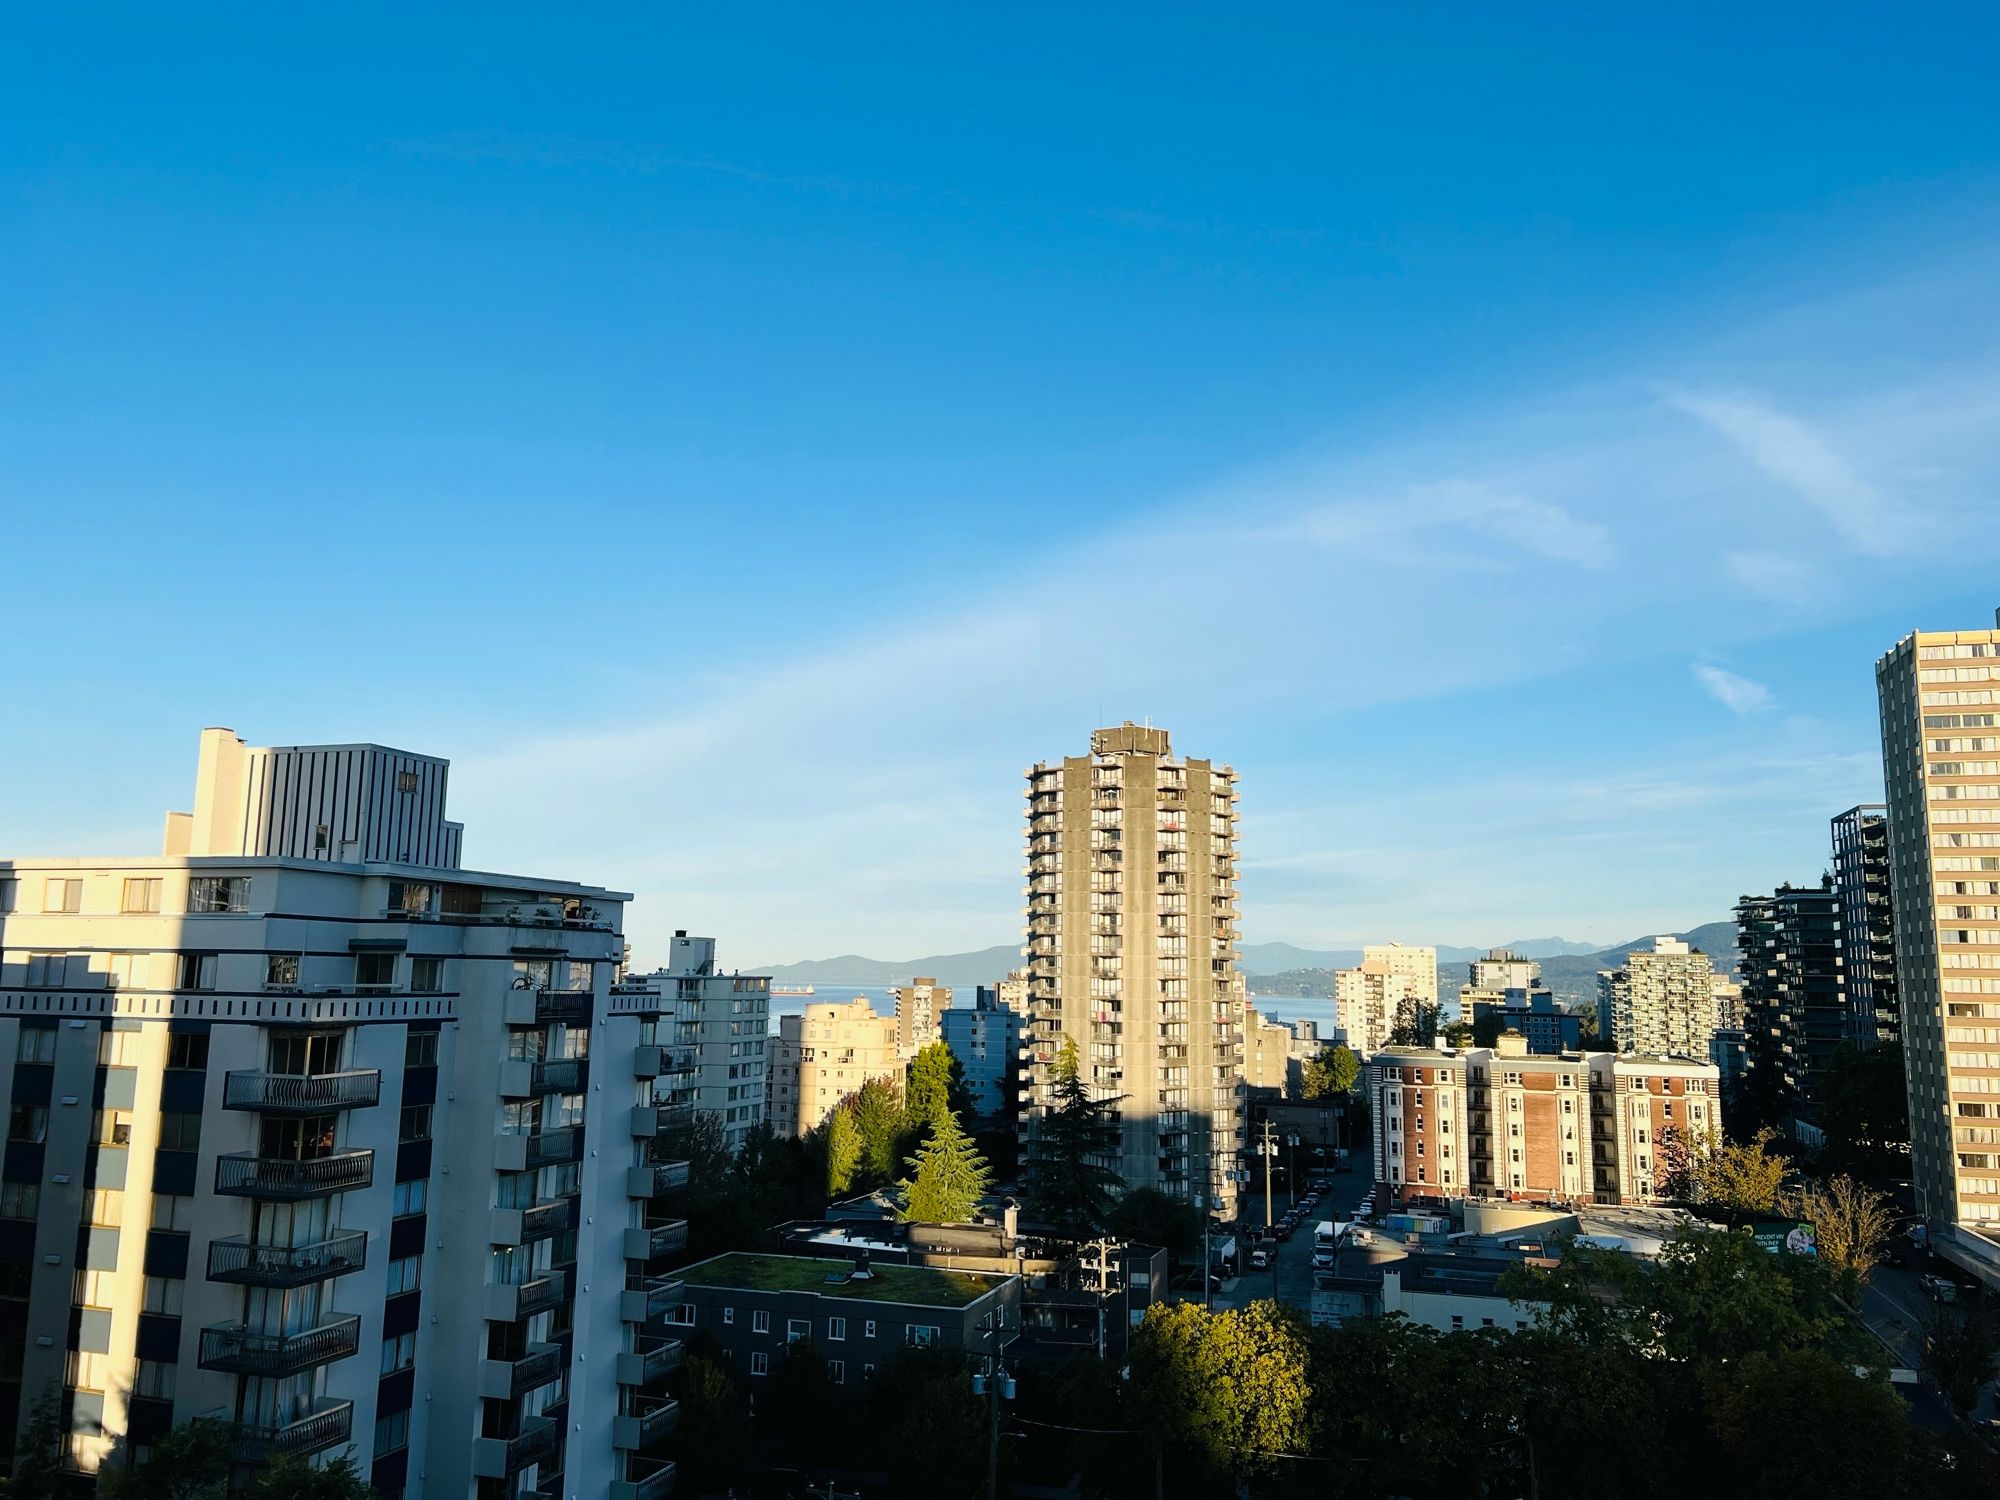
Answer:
[771, 983, 816, 997]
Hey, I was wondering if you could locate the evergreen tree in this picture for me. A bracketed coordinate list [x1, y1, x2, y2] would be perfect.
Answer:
[853, 1076, 908, 1189]
[905, 1040, 962, 1132]
[824, 1102, 862, 1198]
[899, 1108, 991, 1223]
[1023, 1035, 1122, 1242]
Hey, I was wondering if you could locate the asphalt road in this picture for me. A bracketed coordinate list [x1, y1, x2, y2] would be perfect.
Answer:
[1217, 1167, 1374, 1311]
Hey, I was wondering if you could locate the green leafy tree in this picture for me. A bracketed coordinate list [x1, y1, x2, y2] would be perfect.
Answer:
[898, 1108, 991, 1223]
[823, 1102, 862, 1198]
[759, 1338, 846, 1461]
[1924, 1300, 2000, 1414]
[863, 1347, 986, 1500]
[1298, 1044, 1359, 1103]
[906, 1040, 971, 1132]
[9, 1385, 67, 1500]
[1690, 1126, 1786, 1217]
[100, 1418, 230, 1500]
[674, 1353, 754, 1493]
[853, 1076, 909, 1189]
[1440, 1019, 1474, 1048]
[1129, 1301, 1313, 1489]
[1707, 1348, 1930, 1500]
[244, 1454, 374, 1500]
[1023, 1035, 1123, 1243]
[1106, 1185, 1204, 1264]
[1655, 1123, 1697, 1201]
[1386, 997, 1441, 1047]
[1778, 1173, 1896, 1300]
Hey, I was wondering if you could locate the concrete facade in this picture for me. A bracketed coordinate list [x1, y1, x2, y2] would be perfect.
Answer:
[1595, 937, 1718, 1060]
[1022, 725, 1243, 1215]
[940, 989, 1024, 1124]
[626, 935, 770, 1152]
[765, 999, 899, 1140]
[0, 729, 688, 1500]
[891, 977, 950, 1060]
[1832, 804, 1900, 1048]
[1735, 880, 1847, 1114]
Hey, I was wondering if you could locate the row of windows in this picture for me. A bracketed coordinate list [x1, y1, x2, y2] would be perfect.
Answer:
[4, 875, 252, 917]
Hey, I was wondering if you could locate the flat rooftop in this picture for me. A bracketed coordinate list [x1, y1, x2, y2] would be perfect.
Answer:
[679, 1252, 1011, 1308]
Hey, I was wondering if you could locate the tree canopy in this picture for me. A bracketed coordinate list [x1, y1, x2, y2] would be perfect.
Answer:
[1298, 1044, 1360, 1102]
[1779, 1173, 1897, 1300]
[1023, 1035, 1123, 1242]
[906, 1039, 972, 1132]
[898, 1107, 991, 1223]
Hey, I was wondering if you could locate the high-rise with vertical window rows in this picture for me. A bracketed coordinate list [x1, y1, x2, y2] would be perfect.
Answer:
[1832, 805, 1900, 1048]
[1021, 724, 1242, 1216]
[0, 729, 689, 1500]
[1878, 621, 2000, 1273]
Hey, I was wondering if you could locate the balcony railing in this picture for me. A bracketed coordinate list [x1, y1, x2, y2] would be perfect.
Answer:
[610, 1460, 677, 1500]
[500, 1057, 590, 1098]
[479, 1342, 565, 1400]
[612, 1398, 681, 1451]
[485, 1269, 569, 1323]
[471, 1416, 560, 1479]
[616, 1336, 683, 1385]
[198, 1314, 362, 1376]
[626, 1160, 690, 1198]
[223, 1069, 382, 1114]
[619, 1276, 685, 1323]
[206, 1230, 368, 1287]
[496, 1128, 582, 1173]
[623, 1220, 689, 1260]
[231, 1400, 354, 1464]
[215, 1150, 373, 1200]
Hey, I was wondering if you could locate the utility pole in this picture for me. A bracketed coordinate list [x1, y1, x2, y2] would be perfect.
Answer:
[1259, 1117, 1276, 1228]
[1203, 1214, 1212, 1310]
[978, 1316, 1014, 1500]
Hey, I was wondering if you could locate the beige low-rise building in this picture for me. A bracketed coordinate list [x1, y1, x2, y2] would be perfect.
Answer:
[766, 998, 900, 1138]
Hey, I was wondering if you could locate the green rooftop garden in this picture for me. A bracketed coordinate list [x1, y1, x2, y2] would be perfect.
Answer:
[679, 1253, 1008, 1308]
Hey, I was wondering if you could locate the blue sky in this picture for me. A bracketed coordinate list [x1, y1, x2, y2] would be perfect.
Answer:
[6, 7, 2000, 967]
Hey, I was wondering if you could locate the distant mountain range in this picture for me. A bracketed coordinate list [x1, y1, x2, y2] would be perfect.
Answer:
[753, 945, 1022, 990]
[749, 931, 1705, 1000]
[1242, 922, 1742, 1010]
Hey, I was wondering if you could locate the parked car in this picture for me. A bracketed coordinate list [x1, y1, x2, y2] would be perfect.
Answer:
[1921, 1274, 1960, 1302]
[1273, 1222, 1294, 1242]
[1250, 1247, 1273, 1270]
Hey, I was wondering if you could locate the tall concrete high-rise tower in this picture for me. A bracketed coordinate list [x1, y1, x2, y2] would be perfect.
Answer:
[1021, 724, 1243, 1215]
[1878, 620, 2000, 1272]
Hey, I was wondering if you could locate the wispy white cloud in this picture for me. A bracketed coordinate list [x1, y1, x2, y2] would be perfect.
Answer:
[1667, 389, 1913, 556]
[1692, 663, 1774, 715]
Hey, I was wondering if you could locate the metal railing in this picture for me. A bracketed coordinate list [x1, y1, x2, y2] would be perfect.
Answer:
[206, 1230, 367, 1287]
[198, 1314, 362, 1375]
[231, 1400, 353, 1463]
[223, 1069, 381, 1113]
[214, 1150, 373, 1199]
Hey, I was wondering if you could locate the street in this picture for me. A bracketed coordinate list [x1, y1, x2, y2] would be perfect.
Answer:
[1215, 1166, 1374, 1311]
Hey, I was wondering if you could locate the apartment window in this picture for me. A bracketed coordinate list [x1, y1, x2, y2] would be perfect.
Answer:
[83, 1190, 121, 1227]
[93, 1110, 133, 1147]
[787, 1318, 809, 1344]
[380, 1332, 416, 1374]
[387, 881, 433, 915]
[158, 1113, 201, 1152]
[17, 1027, 56, 1064]
[751, 1352, 769, 1376]
[76, 1272, 119, 1312]
[140, 1277, 183, 1317]
[97, 1028, 141, 1066]
[0, 879, 14, 912]
[907, 1326, 940, 1348]
[511, 960, 553, 991]
[42, 879, 81, 914]
[0, 1184, 39, 1220]
[265, 954, 301, 988]
[177, 953, 217, 991]
[405, 1030, 439, 1068]
[829, 1359, 845, 1383]
[67, 1350, 114, 1393]
[150, 1195, 194, 1232]
[120, 878, 161, 914]
[133, 1360, 176, 1402]
[864, 1320, 876, 1339]
[187, 876, 249, 914]
[165, 1032, 209, 1071]
[410, 957, 445, 994]
[355, 953, 397, 991]
[393, 1179, 428, 1218]
[399, 1105, 432, 1143]
[387, 1256, 421, 1295]
[25, 954, 68, 988]
[8, 1106, 48, 1144]
[722, 1307, 735, 1325]
[1450, 1315, 1464, 1330]
[827, 1316, 846, 1342]
[374, 1410, 409, 1457]
[752, 1310, 770, 1333]
[562, 961, 593, 992]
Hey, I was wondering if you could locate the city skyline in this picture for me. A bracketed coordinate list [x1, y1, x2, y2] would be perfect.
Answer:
[9, 11, 2000, 968]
